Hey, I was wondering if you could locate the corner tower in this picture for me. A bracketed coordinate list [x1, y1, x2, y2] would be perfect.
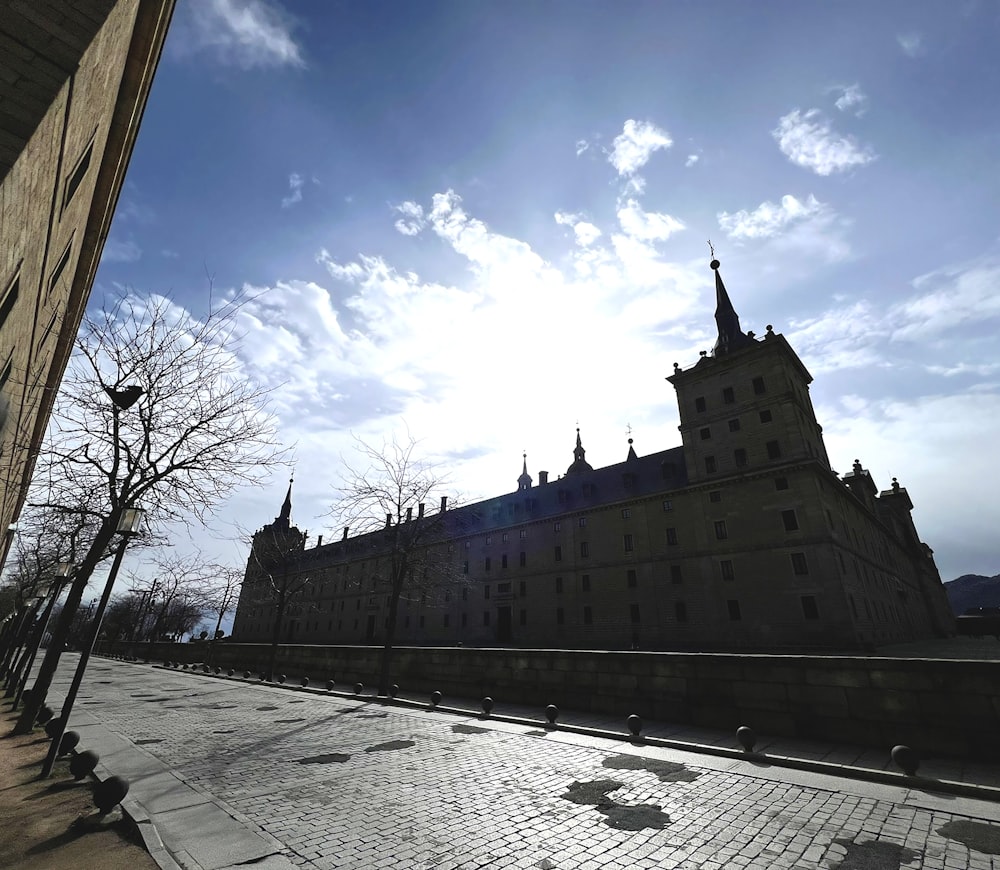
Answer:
[667, 259, 831, 485]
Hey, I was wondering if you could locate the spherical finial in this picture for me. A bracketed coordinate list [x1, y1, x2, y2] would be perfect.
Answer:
[628, 438, 633, 445]
[710, 259, 720, 270]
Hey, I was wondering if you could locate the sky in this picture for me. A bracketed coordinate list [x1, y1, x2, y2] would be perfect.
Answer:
[91, 0, 1000, 587]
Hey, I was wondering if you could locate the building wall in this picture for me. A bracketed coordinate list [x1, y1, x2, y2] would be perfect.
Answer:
[0, 0, 175, 565]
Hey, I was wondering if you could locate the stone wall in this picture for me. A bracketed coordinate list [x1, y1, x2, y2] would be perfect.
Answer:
[112, 641, 1000, 760]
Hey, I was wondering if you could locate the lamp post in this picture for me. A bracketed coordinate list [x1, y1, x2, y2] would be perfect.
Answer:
[2, 589, 47, 692]
[11, 562, 74, 708]
[40, 508, 144, 778]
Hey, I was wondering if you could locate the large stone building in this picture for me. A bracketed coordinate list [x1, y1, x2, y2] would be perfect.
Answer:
[232, 260, 953, 652]
[0, 1, 175, 567]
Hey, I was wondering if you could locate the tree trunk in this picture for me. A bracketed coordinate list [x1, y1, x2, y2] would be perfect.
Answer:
[377, 571, 405, 696]
[13, 517, 117, 734]
[266, 593, 285, 680]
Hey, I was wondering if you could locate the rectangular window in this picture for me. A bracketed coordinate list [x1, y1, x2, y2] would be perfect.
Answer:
[501, 554, 508, 569]
[666, 527, 678, 546]
[709, 490, 721, 503]
[705, 456, 716, 473]
[519, 551, 526, 567]
[0, 272, 20, 331]
[728, 418, 741, 432]
[463, 560, 469, 575]
[670, 565, 683, 584]
[483, 611, 490, 626]
[623, 533, 634, 552]
[555, 576, 563, 593]
[720, 559, 735, 581]
[554, 545, 562, 562]
[462, 587, 468, 601]
[63, 138, 94, 209]
[801, 595, 819, 620]
[553, 522, 561, 532]
[462, 612, 467, 627]
[578, 517, 587, 527]
[581, 574, 591, 591]
[502, 532, 509, 543]
[714, 520, 728, 540]
[556, 607, 564, 625]
[486, 535, 492, 545]
[662, 499, 673, 512]
[519, 580, 526, 597]
[734, 448, 747, 468]
[759, 409, 773, 423]
[791, 552, 809, 575]
[700, 427, 711, 440]
[752, 376, 766, 395]
[497, 582, 511, 594]
[675, 601, 687, 622]
[774, 477, 789, 491]
[727, 599, 742, 621]
[519, 529, 527, 539]
[627, 569, 637, 588]
[630, 604, 641, 624]
[443, 614, 450, 628]
[519, 609, 526, 626]
[485, 557, 491, 571]
[583, 606, 593, 625]
[695, 396, 706, 412]
[484, 585, 490, 599]
[722, 386, 735, 404]
[782, 509, 799, 532]
[621, 508, 631, 519]
[766, 440, 782, 460]
[580, 541, 589, 557]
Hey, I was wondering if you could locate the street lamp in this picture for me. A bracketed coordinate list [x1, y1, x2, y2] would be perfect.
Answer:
[11, 562, 74, 708]
[40, 507, 145, 778]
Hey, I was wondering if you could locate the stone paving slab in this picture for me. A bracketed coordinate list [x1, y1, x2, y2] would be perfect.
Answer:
[38, 656, 1000, 870]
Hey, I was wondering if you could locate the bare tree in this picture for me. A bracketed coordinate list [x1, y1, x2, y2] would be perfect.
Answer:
[327, 433, 460, 696]
[15, 290, 286, 735]
[200, 564, 243, 653]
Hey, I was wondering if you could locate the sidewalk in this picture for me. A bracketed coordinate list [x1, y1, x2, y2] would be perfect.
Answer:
[34, 655, 1000, 870]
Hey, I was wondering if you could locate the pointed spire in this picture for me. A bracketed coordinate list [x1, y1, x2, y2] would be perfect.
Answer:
[271, 477, 293, 530]
[709, 256, 753, 356]
[627, 438, 638, 462]
[517, 451, 533, 491]
[566, 427, 594, 474]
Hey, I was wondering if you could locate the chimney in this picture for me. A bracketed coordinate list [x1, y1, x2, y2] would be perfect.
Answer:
[316, 535, 323, 547]
[440, 496, 448, 512]
[418, 502, 425, 518]
[406, 507, 413, 523]
[386, 513, 392, 528]
[342, 527, 349, 540]
[539, 471, 549, 485]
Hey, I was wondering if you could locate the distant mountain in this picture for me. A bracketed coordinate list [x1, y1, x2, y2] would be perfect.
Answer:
[944, 574, 1000, 616]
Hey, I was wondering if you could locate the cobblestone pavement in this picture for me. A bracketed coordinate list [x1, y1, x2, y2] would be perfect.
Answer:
[57, 660, 1000, 870]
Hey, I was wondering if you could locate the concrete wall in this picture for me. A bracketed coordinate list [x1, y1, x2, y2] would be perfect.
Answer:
[108, 641, 1000, 761]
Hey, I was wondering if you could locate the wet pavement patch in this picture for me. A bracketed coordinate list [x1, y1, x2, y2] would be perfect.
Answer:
[213, 729, 236, 734]
[364, 740, 415, 753]
[136, 739, 163, 745]
[145, 697, 172, 702]
[560, 779, 669, 830]
[352, 712, 388, 719]
[256, 706, 279, 711]
[297, 753, 351, 764]
[937, 820, 1000, 854]
[288, 699, 305, 704]
[602, 754, 701, 782]
[524, 730, 549, 737]
[275, 718, 306, 724]
[451, 724, 490, 735]
[833, 839, 921, 869]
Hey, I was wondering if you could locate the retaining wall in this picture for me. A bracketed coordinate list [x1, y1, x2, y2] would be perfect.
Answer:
[106, 641, 1000, 760]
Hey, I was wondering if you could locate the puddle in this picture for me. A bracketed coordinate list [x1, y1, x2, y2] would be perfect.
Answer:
[524, 729, 549, 737]
[297, 753, 351, 764]
[364, 740, 415, 753]
[145, 697, 172, 702]
[275, 718, 306, 723]
[832, 839, 921, 869]
[602, 754, 701, 782]
[136, 739, 163, 745]
[937, 821, 1000, 855]
[213, 729, 236, 734]
[452, 724, 490, 735]
[256, 706, 279, 711]
[288, 699, 305, 704]
[560, 779, 670, 830]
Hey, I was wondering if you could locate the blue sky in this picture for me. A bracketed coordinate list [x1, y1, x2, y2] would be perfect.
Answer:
[94, 0, 1000, 583]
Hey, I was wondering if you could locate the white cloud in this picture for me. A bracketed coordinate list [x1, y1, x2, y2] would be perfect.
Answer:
[773, 109, 876, 175]
[392, 201, 426, 236]
[718, 194, 825, 240]
[161, 249, 180, 259]
[787, 300, 887, 374]
[281, 172, 304, 208]
[897, 32, 925, 57]
[102, 238, 142, 263]
[575, 139, 590, 156]
[616, 199, 685, 242]
[926, 362, 1000, 377]
[833, 84, 868, 116]
[890, 258, 1000, 340]
[608, 120, 672, 177]
[185, 0, 304, 69]
[685, 154, 700, 168]
[555, 212, 602, 247]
